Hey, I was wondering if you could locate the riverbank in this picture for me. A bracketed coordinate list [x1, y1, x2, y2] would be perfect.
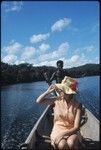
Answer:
[1, 62, 99, 86]
[1, 74, 99, 87]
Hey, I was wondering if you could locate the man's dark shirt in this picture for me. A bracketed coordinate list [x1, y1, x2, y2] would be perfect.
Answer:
[50, 69, 67, 83]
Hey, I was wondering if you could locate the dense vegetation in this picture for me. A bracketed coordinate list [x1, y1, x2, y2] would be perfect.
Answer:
[1, 62, 100, 86]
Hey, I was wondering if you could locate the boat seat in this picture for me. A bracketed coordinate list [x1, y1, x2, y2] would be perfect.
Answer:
[35, 134, 54, 150]
[82, 138, 100, 149]
[42, 135, 51, 143]
[35, 130, 53, 149]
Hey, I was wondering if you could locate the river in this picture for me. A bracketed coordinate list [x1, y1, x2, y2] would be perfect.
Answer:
[1, 76, 99, 149]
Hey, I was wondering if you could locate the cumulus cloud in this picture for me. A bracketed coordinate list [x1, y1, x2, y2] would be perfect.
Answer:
[35, 59, 59, 67]
[51, 18, 71, 32]
[64, 54, 88, 68]
[21, 46, 36, 60]
[64, 55, 79, 67]
[2, 1, 23, 13]
[2, 54, 17, 64]
[74, 45, 96, 55]
[30, 33, 50, 43]
[84, 45, 95, 51]
[15, 60, 26, 65]
[37, 54, 86, 68]
[58, 42, 69, 53]
[39, 43, 50, 53]
[1, 40, 96, 68]
[70, 55, 79, 63]
[1, 41, 37, 64]
[94, 57, 99, 64]
[2, 41, 23, 54]
[36, 54, 80, 68]
[39, 42, 69, 62]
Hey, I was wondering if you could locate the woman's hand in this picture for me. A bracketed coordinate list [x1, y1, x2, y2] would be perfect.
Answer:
[36, 84, 57, 104]
[46, 84, 56, 94]
[54, 132, 69, 145]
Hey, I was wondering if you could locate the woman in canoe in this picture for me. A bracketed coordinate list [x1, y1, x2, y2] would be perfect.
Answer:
[36, 76, 82, 149]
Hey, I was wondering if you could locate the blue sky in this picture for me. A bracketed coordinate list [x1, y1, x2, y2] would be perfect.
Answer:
[1, 1, 99, 68]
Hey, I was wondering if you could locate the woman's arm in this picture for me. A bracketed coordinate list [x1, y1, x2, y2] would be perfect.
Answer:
[66, 107, 81, 135]
[64, 104, 82, 136]
[36, 85, 57, 105]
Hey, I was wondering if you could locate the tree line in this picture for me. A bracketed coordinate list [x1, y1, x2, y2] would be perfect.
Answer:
[1, 62, 100, 86]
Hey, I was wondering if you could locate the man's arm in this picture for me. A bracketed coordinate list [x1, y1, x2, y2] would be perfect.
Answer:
[64, 69, 68, 77]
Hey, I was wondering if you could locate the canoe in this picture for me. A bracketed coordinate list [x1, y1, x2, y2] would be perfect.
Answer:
[20, 104, 100, 149]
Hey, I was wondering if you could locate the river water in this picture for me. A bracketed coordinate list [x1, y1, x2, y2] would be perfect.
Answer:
[1, 76, 100, 149]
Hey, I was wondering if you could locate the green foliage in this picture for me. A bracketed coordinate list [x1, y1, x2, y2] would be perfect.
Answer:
[67, 64, 100, 78]
[1, 62, 100, 86]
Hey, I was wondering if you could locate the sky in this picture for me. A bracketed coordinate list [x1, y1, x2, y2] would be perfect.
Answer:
[1, 1, 99, 68]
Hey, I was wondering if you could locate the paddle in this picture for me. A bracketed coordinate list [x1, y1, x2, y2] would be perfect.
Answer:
[43, 71, 51, 86]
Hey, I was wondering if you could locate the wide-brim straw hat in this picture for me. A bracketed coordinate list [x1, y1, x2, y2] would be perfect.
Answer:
[55, 76, 78, 94]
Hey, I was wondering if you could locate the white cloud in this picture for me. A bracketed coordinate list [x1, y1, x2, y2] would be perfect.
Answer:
[37, 53, 86, 68]
[94, 57, 99, 64]
[30, 33, 50, 43]
[74, 45, 96, 55]
[35, 60, 57, 67]
[51, 18, 71, 32]
[84, 45, 95, 51]
[39, 42, 69, 62]
[87, 56, 99, 64]
[63, 53, 91, 68]
[35, 61, 51, 66]
[15, 60, 26, 65]
[21, 46, 36, 60]
[39, 43, 50, 53]
[70, 55, 79, 63]
[2, 54, 17, 64]
[2, 41, 23, 54]
[2, 40, 97, 68]
[1, 41, 36, 64]
[63, 55, 79, 68]
[2, 1, 23, 13]
[58, 42, 69, 53]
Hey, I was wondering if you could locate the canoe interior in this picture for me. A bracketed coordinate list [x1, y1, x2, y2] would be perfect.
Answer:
[20, 105, 100, 149]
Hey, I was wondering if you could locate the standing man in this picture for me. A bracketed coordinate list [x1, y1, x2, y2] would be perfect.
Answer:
[50, 60, 67, 84]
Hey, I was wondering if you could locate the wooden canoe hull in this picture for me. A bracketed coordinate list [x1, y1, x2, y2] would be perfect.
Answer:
[20, 105, 99, 149]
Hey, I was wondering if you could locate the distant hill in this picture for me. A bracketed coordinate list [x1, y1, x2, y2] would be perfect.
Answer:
[1, 62, 100, 86]
[67, 63, 100, 78]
